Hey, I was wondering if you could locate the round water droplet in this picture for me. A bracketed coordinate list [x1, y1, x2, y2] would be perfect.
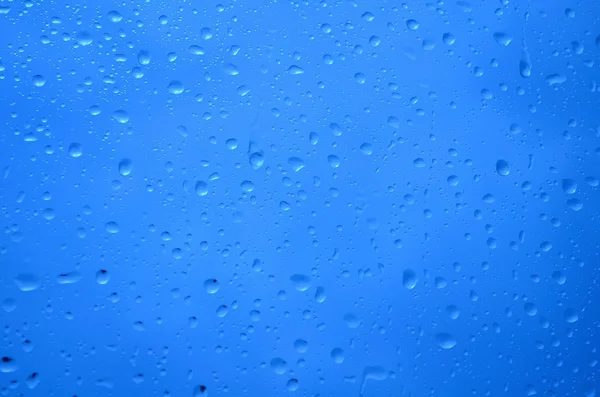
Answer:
[436, 333, 457, 349]
[95, 269, 110, 285]
[168, 80, 184, 94]
[552, 271, 566, 285]
[138, 50, 151, 65]
[406, 19, 419, 30]
[495, 159, 510, 176]
[2, 298, 16, 312]
[223, 63, 239, 75]
[344, 313, 360, 328]
[446, 305, 460, 319]
[112, 109, 129, 124]
[567, 198, 583, 211]
[216, 305, 228, 317]
[0, 357, 19, 373]
[195, 181, 209, 196]
[331, 348, 344, 363]
[68, 143, 82, 158]
[105, 221, 119, 234]
[249, 151, 265, 170]
[14, 273, 40, 292]
[270, 357, 287, 374]
[118, 158, 133, 176]
[76, 31, 93, 46]
[107, 10, 122, 22]
[288, 157, 305, 172]
[32, 75, 45, 87]
[493, 32, 513, 46]
[294, 339, 308, 353]
[354, 72, 366, 84]
[447, 175, 459, 186]
[290, 274, 311, 291]
[204, 278, 220, 294]
[360, 143, 373, 155]
[402, 269, 418, 290]
[564, 308, 579, 323]
[442, 33, 456, 45]
[524, 302, 537, 316]
[561, 179, 577, 194]
[327, 155, 340, 168]
[286, 378, 299, 392]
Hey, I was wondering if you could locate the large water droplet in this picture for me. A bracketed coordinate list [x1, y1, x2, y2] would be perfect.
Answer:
[402, 269, 418, 290]
[14, 273, 41, 292]
[270, 358, 287, 374]
[204, 278, 220, 294]
[118, 158, 133, 176]
[436, 333, 457, 349]
[496, 159, 510, 176]
[290, 274, 311, 291]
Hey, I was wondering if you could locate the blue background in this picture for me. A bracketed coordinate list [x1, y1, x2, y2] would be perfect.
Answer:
[0, 0, 598, 396]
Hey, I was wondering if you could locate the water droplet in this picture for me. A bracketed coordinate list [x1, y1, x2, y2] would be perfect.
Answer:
[361, 12, 374, 22]
[446, 305, 460, 319]
[552, 271, 566, 285]
[564, 308, 579, 323]
[270, 358, 287, 374]
[168, 80, 184, 94]
[360, 143, 373, 155]
[76, 31, 93, 46]
[107, 10, 122, 22]
[286, 378, 299, 392]
[105, 221, 119, 234]
[288, 65, 304, 75]
[402, 269, 418, 290]
[0, 357, 19, 373]
[314, 286, 326, 303]
[442, 33, 456, 45]
[493, 32, 513, 46]
[545, 73, 567, 86]
[203, 278, 220, 294]
[327, 155, 341, 168]
[138, 50, 151, 65]
[524, 302, 537, 316]
[195, 181, 209, 196]
[193, 385, 208, 397]
[223, 63, 239, 75]
[447, 175, 459, 186]
[406, 19, 419, 30]
[216, 305, 228, 317]
[288, 157, 305, 172]
[290, 274, 311, 291]
[567, 198, 583, 211]
[237, 85, 250, 96]
[496, 159, 510, 176]
[112, 109, 129, 124]
[32, 74, 45, 87]
[68, 143, 83, 158]
[294, 339, 308, 353]
[2, 298, 16, 312]
[118, 158, 133, 176]
[56, 271, 82, 285]
[354, 72, 366, 84]
[95, 269, 110, 285]
[436, 333, 457, 349]
[331, 348, 344, 363]
[14, 273, 40, 292]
